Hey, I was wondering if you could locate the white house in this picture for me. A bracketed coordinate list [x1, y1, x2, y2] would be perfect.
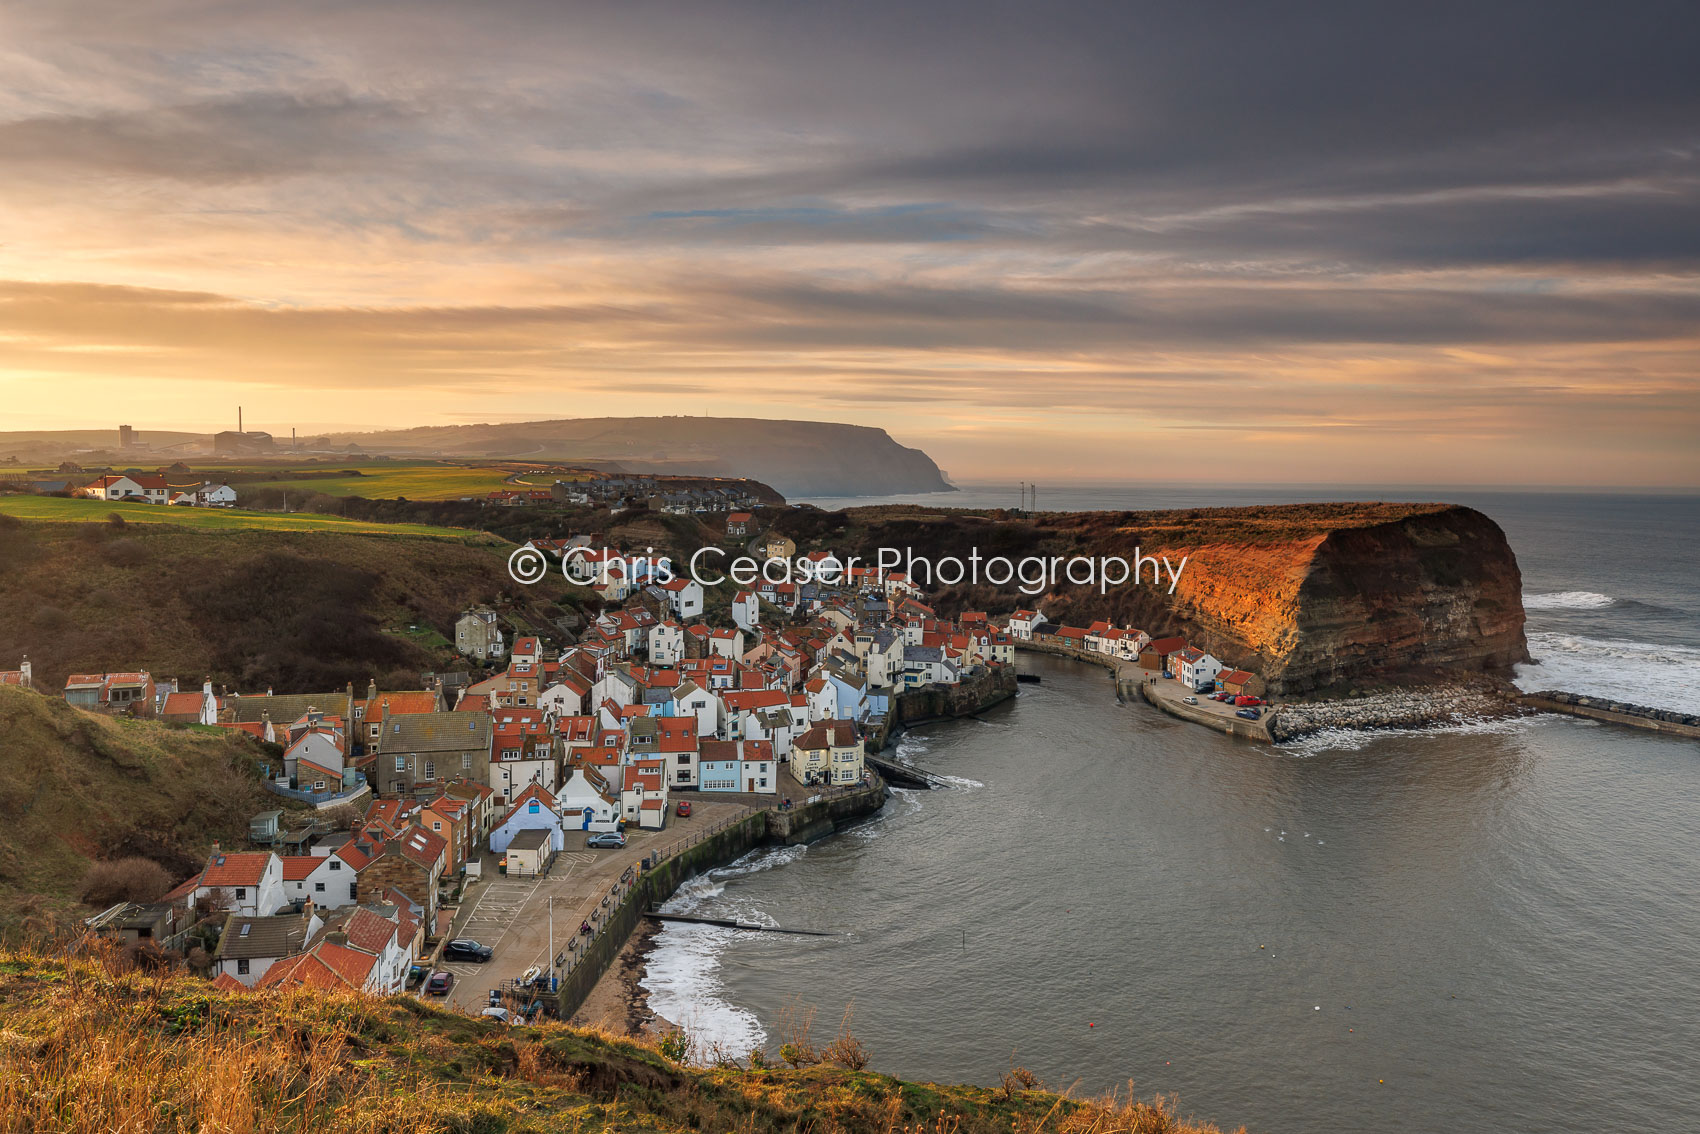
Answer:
[187, 851, 288, 917]
[648, 620, 685, 666]
[804, 676, 839, 722]
[1175, 647, 1224, 691]
[211, 906, 322, 987]
[489, 785, 566, 853]
[657, 576, 704, 620]
[538, 674, 588, 717]
[1006, 610, 1043, 641]
[280, 846, 365, 910]
[731, 590, 760, 632]
[558, 764, 621, 832]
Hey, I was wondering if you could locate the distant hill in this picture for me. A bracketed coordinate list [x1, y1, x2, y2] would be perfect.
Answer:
[0, 514, 569, 699]
[312, 417, 953, 498]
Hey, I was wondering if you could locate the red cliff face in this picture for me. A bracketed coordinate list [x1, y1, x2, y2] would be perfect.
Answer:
[1252, 505, 1529, 693]
[856, 501, 1529, 696]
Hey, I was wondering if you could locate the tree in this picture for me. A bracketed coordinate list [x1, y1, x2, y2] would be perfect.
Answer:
[78, 857, 174, 907]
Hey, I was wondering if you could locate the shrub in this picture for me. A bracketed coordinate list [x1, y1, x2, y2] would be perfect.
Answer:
[77, 857, 174, 907]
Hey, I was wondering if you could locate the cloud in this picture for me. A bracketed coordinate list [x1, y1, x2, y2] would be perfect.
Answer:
[0, 0, 1697, 484]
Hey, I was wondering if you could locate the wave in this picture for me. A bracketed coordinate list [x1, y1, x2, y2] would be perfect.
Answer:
[1523, 590, 1615, 610]
[640, 922, 767, 1061]
[1277, 712, 1547, 757]
[1516, 631, 1700, 716]
[932, 773, 985, 790]
[712, 844, 809, 878]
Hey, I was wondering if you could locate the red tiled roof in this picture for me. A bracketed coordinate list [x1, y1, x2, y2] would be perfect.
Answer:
[200, 852, 271, 888]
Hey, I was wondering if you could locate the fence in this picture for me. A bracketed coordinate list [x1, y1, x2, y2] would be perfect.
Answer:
[262, 774, 370, 808]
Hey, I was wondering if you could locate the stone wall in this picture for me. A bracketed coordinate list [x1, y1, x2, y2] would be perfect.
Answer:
[892, 665, 1017, 725]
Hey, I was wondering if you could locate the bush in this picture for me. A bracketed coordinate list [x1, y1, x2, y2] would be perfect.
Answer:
[78, 857, 174, 907]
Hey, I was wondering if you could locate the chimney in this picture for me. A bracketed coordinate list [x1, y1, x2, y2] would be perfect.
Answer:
[203, 676, 213, 697]
[326, 931, 347, 946]
[367, 677, 378, 704]
[19, 657, 29, 688]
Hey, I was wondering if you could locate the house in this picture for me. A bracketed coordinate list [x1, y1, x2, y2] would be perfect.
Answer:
[374, 712, 493, 796]
[558, 761, 621, 832]
[63, 672, 156, 716]
[657, 715, 700, 788]
[211, 906, 322, 987]
[1138, 636, 1188, 673]
[487, 708, 557, 802]
[280, 843, 370, 910]
[159, 678, 220, 725]
[182, 850, 288, 917]
[726, 512, 753, 536]
[79, 473, 169, 504]
[455, 607, 505, 661]
[510, 636, 542, 665]
[656, 576, 704, 620]
[0, 657, 31, 689]
[357, 829, 447, 923]
[792, 723, 864, 787]
[257, 904, 414, 995]
[648, 620, 685, 666]
[1005, 610, 1044, 641]
[1217, 669, 1258, 696]
[698, 739, 777, 794]
[505, 828, 554, 874]
[489, 785, 566, 854]
[764, 534, 797, 561]
[1175, 648, 1223, 691]
[731, 590, 760, 632]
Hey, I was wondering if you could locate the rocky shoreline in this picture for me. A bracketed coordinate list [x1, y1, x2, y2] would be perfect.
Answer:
[568, 919, 669, 1038]
[1267, 682, 1526, 742]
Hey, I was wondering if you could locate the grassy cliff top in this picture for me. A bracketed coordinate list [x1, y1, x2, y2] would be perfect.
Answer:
[0, 946, 1238, 1134]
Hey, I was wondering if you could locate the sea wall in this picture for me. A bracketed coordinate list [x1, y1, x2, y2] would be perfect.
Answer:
[1514, 690, 1700, 739]
[892, 664, 1019, 725]
[1267, 684, 1515, 741]
[554, 780, 886, 1018]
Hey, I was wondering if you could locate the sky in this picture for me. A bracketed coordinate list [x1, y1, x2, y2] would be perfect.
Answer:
[1, 1, 1697, 486]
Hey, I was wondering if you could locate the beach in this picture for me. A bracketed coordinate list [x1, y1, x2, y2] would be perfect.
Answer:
[567, 919, 670, 1037]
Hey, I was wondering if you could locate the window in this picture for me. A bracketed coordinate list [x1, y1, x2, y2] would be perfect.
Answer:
[349, 882, 358, 899]
[462, 753, 472, 770]
[528, 801, 540, 814]
[234, 888, 246, 900]
[394, 755, 405, 773]
[423, 761, 435, 780]
[314, 882, 325, 892]
[236, 959, 250, 975]
[329, 860, 341, 871]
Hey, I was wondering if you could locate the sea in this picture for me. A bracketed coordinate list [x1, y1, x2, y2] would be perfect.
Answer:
[639, 484, 1700, 1134]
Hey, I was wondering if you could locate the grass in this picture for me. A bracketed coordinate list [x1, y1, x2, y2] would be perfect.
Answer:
[0, 495, 499, 539]
[205, 461, 593, 501]
[0, 943, 1240, 1134]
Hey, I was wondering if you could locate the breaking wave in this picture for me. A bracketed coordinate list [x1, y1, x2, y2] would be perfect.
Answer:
[1276, 712, 1548, 757]
[1523, 590, 1615, 610]
[1516, 631, 1700, 716]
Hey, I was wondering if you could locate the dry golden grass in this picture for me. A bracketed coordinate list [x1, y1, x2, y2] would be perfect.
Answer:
[0, 942, 1239, 1134]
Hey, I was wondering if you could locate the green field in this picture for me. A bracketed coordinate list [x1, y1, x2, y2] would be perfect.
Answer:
[0, 495, 501, 540]
[213, 461, 590, 500]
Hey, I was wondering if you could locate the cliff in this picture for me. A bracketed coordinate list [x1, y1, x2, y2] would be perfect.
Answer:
[827, 502, 1529, 694]
[313, 417, 955, 498]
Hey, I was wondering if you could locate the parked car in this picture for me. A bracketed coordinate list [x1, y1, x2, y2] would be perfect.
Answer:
[675, 800, 692, 817]
[424, 971, 454, 996]
[443, 940, 493, 963]
[587, 831, 627, 849]
[481, 1007, 522, 1025]
[1234, 695, 1264, 706]
[1182, 696, 1198, 705]
[1236, 708, 1262, 720]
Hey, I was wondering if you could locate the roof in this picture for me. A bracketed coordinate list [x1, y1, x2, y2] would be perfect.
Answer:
[159, 690, 208, 716]
[213, 911, 311, 961]
[1145, 636, 1188, 654]
[200, 852, 272, 888]
[508, 828, 552, 851]
[364, 691, 439, 719]
[380, 711, 492, 753]
[227, 692, 352, 725]
[795, 723, 859, 751]
[280, 856, 320, 882]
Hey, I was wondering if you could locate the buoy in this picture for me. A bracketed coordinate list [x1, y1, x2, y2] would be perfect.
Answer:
[1088, 1022, 1095, 1028]
[1314, 1006, 1321, 1011]
[1260, 945, 1265, 949]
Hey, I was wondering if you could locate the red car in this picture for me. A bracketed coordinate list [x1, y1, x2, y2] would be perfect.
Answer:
[675, 800, 692, 817]
[424, 971, 454, 996]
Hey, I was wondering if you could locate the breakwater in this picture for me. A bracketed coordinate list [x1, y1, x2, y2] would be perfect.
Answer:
[554, 778, 886, 1018]
[1267, 684, 1517, 742]
[1514, 689, 1700, 740]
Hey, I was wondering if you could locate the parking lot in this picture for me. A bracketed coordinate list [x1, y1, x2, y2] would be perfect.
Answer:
[433, 799, 751, 1012]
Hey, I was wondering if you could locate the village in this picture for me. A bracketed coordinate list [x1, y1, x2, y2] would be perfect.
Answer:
[0, 511, 1263, 1024]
